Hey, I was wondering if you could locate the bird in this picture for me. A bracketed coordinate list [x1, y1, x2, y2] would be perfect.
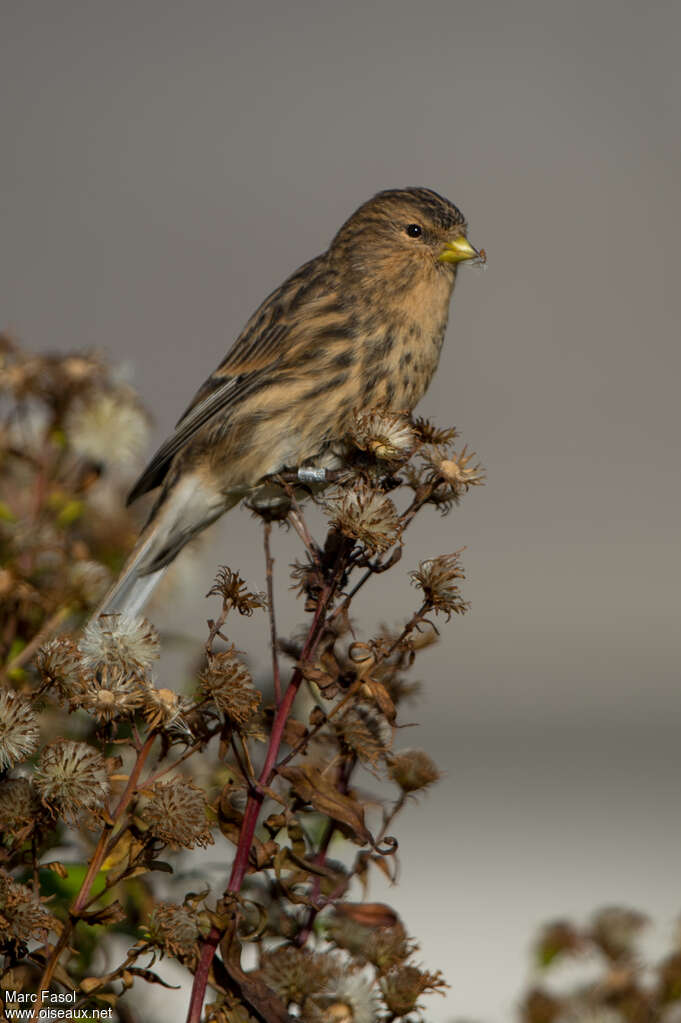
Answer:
[96, 187, 482, 618]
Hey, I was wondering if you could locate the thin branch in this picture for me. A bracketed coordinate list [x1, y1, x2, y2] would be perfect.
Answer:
[327, 481, 438, 627]
[30, 731, 157, 1017]
[263, 521, 282, 705]
[5, 604, 71, 675]
[287, 506, 321, 565]
[185, 545, 351, 1023]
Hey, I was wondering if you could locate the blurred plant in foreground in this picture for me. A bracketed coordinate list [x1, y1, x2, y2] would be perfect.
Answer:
[0, 336, 485, 1022]
[0, 333, 148, 675]
[520, 907, 681, 1023]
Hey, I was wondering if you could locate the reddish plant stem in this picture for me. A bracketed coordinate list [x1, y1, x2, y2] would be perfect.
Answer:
[228, 570, 338, 891]
[186, 563, 343, 1023]
[75, 731, 157, 911]
[186, 927, 222, 1023]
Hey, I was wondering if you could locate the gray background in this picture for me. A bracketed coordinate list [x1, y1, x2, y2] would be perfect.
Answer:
[2, 1, 680, 1019]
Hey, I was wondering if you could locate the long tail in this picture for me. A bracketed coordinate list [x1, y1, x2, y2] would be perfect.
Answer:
[93, 534, 171, 619]
[92, 473, 231, 620]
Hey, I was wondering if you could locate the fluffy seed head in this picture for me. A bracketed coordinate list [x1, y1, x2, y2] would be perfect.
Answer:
[349, 410, 416, 463]
[198, 650, 261, 726]
[65, 389, 149, 469]
[35, 740, 110, 822]
[0, 777, 44, 833]
[35, 637, 83, 698]
[147, 902, 200, 963]
[326, 483, 401, 553]
[260, 945, 340, 1006]
[322, 974, 378, 1023]
[0, 690, 40, 770]
[388, 749, 441, 794]
[72, 665, 145, 723]
[145, 779, 213, 849]
[0, 869, 54, 942]
[79, 614, 160, 675]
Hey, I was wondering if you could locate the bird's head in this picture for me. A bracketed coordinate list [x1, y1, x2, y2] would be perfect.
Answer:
[329, 187, 483, 297]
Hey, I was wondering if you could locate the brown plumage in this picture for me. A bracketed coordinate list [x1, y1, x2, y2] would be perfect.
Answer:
[98, 187, 482, 616]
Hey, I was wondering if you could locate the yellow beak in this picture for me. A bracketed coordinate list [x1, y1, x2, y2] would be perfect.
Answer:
[438, 235, 480, 264]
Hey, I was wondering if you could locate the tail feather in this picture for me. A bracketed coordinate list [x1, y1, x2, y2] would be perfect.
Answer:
[91, 473, 231, 621]
[95, 560, 169, 619]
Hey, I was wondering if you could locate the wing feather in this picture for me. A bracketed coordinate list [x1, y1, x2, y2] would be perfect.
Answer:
[127, 255, 339, 504]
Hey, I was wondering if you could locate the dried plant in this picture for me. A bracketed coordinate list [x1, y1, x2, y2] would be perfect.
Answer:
[520, 906, 681, 1023]
[0, 336, 488, 1022]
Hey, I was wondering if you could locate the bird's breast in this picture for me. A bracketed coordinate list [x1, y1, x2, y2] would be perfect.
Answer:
[360, 314, 449, 412]
[357, 270, 453, 410]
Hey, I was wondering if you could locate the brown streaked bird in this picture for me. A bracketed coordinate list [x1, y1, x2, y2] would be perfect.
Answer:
[97, 187, 482, 617]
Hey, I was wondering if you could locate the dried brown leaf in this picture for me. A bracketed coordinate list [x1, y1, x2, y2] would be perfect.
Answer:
[278, 765, 371, 845]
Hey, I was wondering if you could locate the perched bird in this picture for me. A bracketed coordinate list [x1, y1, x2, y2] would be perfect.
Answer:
[97, 187, 482, 616]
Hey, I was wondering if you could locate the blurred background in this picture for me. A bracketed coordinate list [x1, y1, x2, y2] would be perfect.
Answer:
[2, 1, 680, 1018]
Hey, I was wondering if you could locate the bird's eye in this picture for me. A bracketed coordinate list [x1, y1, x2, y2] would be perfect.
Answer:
[405, 223, 422, 238]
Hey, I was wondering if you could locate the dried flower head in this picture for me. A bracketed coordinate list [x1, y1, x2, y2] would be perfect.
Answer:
[0, 690, 39, 770]
[0, 348, 46, 400]
[349, 410, 416, 463]
[379, 965, 447, 1016]
[147, 902, 200, 963]
[260, 945, 340, 1006]
[141, 686, 191, 734]
[35, 637, 83, 697]
[0, 869, 54, 943]
[326, 483, 401, 553]
[321, 974, 378, 1023]
[388, 749, 441, 794]
[422, 444, 485, 492]
[412, 418, 458, 447]
[145, 779, 213, 849]
[65, 389, 149, 470]
[72, 664, 145, 723]
[204, 998, 255, 1023]
[338, 704, 392, 766]
[590, 906, 648, 961]
[535, 920, 584, 967]
[35, 740, 110, 822]
[59, 353, 103, 390]
[327, 915, 412, 975]
[0, 777, 44, 833]
[409, 552, 468, 619]
[79, 614, 160, 675]
[208, 567, 267, 616]
[199, 650, 261, 726]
